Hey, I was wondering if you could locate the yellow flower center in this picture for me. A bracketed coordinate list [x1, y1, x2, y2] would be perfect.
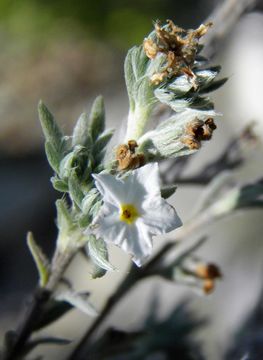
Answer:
[119, 203, 139, 225]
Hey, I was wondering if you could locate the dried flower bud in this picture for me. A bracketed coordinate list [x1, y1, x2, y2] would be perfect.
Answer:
[182, 118, 217, 148]
[143, 38, 159, 59]
[116, 141, 145, 170]
[181, 135, 201, 150]
[203, 279, 215, 294]
[195, 263, 222, 280]
[145, 20, 212, 85]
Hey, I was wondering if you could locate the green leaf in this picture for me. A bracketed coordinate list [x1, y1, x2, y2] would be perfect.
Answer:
[199, 77, 228, 94]
[124, 45, 154, 111]
[89, 96, 105, 141]
[68, 171, 85, 208]
[27, 232, 49, 287]
[87, 236, 114, 275]
[56, 199, 74, 231]
[93, 129, 114, 156]
[161, 185, 177, 199]
[45, 141, 61, 174]
[51, 177, 69, 192]
[72, 112, 93, 148]
[38, 101, 63, 152]
[82, 189, 100, 214]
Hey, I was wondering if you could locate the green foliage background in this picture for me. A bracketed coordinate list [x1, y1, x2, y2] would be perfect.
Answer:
[0, 0, 212, 49]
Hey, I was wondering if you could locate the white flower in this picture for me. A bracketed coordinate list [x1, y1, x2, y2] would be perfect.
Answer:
[91, 163, 182, 266]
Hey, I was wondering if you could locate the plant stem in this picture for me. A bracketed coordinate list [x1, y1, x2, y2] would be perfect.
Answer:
[2, 249, 75, 360]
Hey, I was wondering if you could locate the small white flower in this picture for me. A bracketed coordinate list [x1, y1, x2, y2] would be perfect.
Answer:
[91, 163, 182, 266]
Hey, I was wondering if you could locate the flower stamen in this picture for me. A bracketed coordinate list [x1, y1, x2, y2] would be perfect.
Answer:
[119, 204, 140, 224]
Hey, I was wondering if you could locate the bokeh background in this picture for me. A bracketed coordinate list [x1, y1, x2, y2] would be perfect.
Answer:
[1, 0, 263, 359]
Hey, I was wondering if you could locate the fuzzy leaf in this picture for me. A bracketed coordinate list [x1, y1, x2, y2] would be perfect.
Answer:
[124, 45, 154, 111]
[45, 141, 61, 174]
[51, 177, 69, 192]
[199, 77, 228, 94]
[87, 236, 114, 274]
[56, 290, 98, 317]
[72, 112, 93, 148]
[56, 199, 74, 231]
[89, 96, 105, 141]
[81, 189, 100, 214]
[38, 101, 63, 152]
[27, 232, 49, 287]
[93, 129, 114, 156]
[68, 171, 85, 208]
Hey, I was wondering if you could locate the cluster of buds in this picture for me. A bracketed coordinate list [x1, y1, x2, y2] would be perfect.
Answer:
[116, 140, 145, 170]
[143, 20, 212, 85]
[181, 117, 217, 150]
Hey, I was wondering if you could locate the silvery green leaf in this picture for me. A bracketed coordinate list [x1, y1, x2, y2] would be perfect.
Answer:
[89, 96, 105, 141]
[89, 200, 102, 218]
[93, 129, 114, 162]
[82, 189, 100, 214]
[78, 213, 92, 228]
[45, 141, 61, 174]
[68, 171, 85, 208]
[207, 180, 263, 219]
[51, 177, 69, 192]
[56, 290, 98, 317]
[168, 75, 193, 94]
[87, 236, 114, 273]
[72, 112, 93, 148]
[27, 232, 49, 287]
[124, 45, 155, 111]
[154, 88, 190, 112]
[38, 101, 64, 153]
[161, 185, 177, 199]
[59, 151, 75, 179]
[56, 199, 74, 231]
[199, 77, 228, 94]
[138, 109, 217, 159]
[189, 96, 214, 111]
[195, 69, 218, 87]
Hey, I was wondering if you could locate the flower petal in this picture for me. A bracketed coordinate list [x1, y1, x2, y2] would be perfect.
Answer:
[141, 198, 182, 234]
[92, 173, 126, 206]
[121, 223, 153, 266]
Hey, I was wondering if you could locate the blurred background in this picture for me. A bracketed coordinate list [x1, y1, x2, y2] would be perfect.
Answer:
[1, 0, 263, 359]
